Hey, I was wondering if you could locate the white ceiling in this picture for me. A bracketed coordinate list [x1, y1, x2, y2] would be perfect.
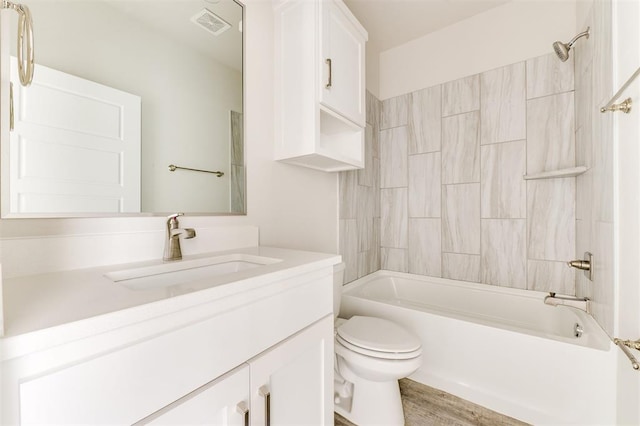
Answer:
[343, 0, 510, 52]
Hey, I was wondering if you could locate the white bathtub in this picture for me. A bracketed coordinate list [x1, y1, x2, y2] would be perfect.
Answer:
[340, 271, 617, 425]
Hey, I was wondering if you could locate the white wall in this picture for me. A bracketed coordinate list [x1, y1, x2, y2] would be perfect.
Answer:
[379, 0, 576, 100]
[0, 0, 339, 279]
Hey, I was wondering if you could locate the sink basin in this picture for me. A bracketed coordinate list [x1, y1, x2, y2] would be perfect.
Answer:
[105, 254, 282, 291]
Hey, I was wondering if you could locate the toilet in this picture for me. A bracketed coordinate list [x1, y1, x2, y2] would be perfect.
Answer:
[333, 264, 423, 425]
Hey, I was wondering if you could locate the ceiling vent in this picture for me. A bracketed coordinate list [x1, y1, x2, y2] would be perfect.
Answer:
[190, 8, 231, 36]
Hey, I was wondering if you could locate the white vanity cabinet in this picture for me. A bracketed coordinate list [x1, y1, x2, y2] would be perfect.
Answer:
[141, 315, 333, 426]
[249, 315, 333, 425]
[3, 254, 337, 425]
[274, 0, 368, 172]
[143, 365, 250, 425]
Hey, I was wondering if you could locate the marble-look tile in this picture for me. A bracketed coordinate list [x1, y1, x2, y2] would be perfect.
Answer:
[594, 111, 614, 223]
[575, 61, 593, 142]
[526, 53, 574, 99]
[366, 90, 380, 129]
[230, 111, 244, 166]
[408, 152, 441, 218]
[380, 126, 408, 188]
[442, 74, 480, 116]
[442, 253, 481, 283]
[526, 92, 575, 174]
[592, 0, 613, 106]
[575, 219, 591, 300]
[356, 187, 373, 252]
[442, 111, 480, 184]
[480, 62, 526, 145]
[373, 157, 381, 218]
[527, 179, 576, 261]
[576, 168, 593, 222]
[381, 94, 409, 130]
[480, 141, 526, 219]
[381, 188, 408, 249]
[230, 165, 245, 214]
[339, 170, 358, 219]
[527, 260, 575, 294]
[358, 250, 377, 279]
[408, 218, 442, 277]
[408, 85, 441, 154]
[358, 124, 374, 187]
[592, 220, 614, 336]
[372, 217, 381, 270]
[575, 112, 593, 171]
[339, 219, 358, 284]
[481, 219, 526, 288]
[442, 183, 481, 254]
[381, 248, 408, 272]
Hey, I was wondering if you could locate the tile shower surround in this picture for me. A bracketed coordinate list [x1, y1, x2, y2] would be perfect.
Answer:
[340, 53, 578, 294]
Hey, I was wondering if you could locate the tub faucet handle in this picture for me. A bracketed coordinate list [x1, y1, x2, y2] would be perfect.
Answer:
[567, 252, 593, 281]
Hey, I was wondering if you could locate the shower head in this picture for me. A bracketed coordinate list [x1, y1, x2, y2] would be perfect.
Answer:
[553, 41, 570, 62]
[553, 27, 590, 62]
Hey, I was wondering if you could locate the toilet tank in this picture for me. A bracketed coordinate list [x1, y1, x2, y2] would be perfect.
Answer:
[333, 263, 346, 318]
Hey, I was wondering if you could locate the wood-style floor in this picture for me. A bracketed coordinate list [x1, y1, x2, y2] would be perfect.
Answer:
[335, 379, 529, 426]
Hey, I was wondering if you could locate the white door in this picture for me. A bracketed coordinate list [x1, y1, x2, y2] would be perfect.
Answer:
[4, 57, 141, 215]
[140, 365, 250, 426]
[320, 1, 365, 127]
[249, 315, 334, 426]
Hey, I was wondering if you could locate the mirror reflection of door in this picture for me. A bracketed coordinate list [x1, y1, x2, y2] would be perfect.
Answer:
[9, 57, 141, 214]
[1, 0, 244, 217]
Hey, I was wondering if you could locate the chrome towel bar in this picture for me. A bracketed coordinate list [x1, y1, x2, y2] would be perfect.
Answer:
[168, 164, 224, 177]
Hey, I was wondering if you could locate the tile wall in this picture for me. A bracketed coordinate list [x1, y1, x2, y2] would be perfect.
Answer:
[341, 53, 580, 294]
[575, 0, 614, 335]
[339, 91, 382, 283]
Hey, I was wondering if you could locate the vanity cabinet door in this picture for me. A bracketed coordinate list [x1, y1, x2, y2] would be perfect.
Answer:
[249, 315, 334, 426]
[139, 365, 250, 426]
[320, 0, 366, 127]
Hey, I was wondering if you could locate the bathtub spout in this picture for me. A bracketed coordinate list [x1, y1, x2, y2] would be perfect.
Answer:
[544, 292, 591, 314]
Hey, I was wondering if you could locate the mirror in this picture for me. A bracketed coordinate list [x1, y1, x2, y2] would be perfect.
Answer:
[1, 0, 244, 217]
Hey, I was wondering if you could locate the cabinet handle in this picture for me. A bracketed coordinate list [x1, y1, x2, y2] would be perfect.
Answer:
[236, 401, 249, 426]
[325, 58, 332, 89]
[258, 385, 271, 426]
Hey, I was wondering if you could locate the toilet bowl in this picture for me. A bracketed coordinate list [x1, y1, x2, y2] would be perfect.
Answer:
[333, 265, 422, 426]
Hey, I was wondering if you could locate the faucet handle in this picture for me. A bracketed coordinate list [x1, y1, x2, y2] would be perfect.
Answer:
[167, 213, 184, 223]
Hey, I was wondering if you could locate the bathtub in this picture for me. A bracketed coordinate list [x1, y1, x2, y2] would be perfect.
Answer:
[339, 271, 617, 425]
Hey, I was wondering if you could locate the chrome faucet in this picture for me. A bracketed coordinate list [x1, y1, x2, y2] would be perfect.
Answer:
[163, 213, 196, 261]
[543, 292, 591, 314]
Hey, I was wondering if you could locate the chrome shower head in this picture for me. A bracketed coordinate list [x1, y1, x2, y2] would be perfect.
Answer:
[553, 27, 590, 62]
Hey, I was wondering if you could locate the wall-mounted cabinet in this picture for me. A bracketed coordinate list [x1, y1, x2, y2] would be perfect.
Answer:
[274, 0, 368, 172]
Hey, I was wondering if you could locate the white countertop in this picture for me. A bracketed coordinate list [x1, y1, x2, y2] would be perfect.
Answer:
[1, 246, 340, 353]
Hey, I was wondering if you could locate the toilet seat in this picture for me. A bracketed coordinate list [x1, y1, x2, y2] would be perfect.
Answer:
[336, 316, 422, 360]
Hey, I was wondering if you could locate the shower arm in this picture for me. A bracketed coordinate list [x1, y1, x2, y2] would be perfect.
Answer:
[567, 28, 590, 48]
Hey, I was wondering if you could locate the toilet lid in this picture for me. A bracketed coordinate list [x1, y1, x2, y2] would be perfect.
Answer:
[336, 316, 421, 353]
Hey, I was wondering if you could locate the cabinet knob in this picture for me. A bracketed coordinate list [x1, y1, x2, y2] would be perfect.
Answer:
[325, 58, 332, 89]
